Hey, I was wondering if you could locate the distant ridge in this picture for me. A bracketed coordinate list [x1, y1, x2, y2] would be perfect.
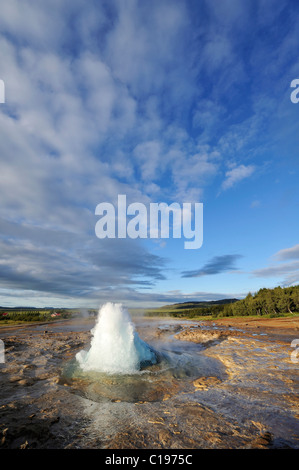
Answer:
[0, 306, 52, 310]
[161, 298, 239, 309]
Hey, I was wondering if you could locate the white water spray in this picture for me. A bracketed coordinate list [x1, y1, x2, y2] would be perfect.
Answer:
[76, 303, 157, 374]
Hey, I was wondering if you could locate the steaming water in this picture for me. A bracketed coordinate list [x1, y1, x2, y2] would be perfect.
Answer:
[62, 309, 225, 404]
[76, 303, 157, 374]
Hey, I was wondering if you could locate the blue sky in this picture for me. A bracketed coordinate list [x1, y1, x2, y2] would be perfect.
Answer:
[0, 0, 298, 308]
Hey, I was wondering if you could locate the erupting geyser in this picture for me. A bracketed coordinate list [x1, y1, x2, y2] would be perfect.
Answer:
[76, 303, 157, 374]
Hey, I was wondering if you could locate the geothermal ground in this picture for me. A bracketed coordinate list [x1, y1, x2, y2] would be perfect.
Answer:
[0, 316, 298, 449]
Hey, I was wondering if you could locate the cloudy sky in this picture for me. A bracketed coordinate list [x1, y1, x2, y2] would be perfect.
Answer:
[0, 0, 298, 308]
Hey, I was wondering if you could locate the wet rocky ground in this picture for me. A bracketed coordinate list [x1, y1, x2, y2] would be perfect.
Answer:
[0, 317, 298, 449]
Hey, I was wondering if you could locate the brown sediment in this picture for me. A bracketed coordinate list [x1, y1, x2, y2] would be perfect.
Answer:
[193, 376, 222, 390]
[204, 315, 299, 334]
[175, 315, 299, 346]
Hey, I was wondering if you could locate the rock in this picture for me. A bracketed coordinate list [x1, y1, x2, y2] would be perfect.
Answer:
[22, 364, 36, 370]
[158, 430, 172, 446]
[255, 431, 273, 446]
[17, 379, 35, 386]
[50, 416, 60, 424]
[9, 376, 23, 383]
[163, 394, 171, 401]
[20, 440, 29, 449]
[193, 376, 222, 390]
[175, 328, 227, 344]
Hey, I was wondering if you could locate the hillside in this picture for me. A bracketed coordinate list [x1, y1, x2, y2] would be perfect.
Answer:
[159, 299, 239, 310]
[145, 298, 239, 318]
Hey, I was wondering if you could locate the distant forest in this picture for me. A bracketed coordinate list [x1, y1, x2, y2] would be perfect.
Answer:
[205, 285, 299, 318]
[148, 285, 299, 318]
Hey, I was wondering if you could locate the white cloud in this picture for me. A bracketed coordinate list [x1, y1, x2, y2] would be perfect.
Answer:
[133, 141, 162, 181]
[252, 243, 299, 286]
[221, 164, 255, 191]
[252, 261, 299, 286]
[104, 0, 191, 97]
[250, 200, 261, 208]
[169, 148, 220, 201]
[273, 244, 299, 261]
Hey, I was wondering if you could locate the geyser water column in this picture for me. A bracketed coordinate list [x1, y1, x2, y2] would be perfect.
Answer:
[76, 303, 157, 374]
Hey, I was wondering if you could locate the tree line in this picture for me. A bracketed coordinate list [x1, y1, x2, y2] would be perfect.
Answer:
[0, 310, 71, 322]
[153, 285, 299, 319]
[184, 285, 299, 318]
